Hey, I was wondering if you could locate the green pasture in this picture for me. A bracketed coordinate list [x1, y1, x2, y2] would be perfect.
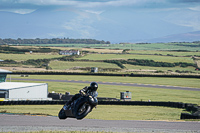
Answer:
[2, 51, 198, 73]
[78, 54, 194, 63]
[129, 50, 200, 57]
[49, 61, 120, 70]
[125, 64, 196, 72]
[0, 53, 62, 61]
[50, 60, 197, 72]
[18, 42, 200, 51]
[11, 45, 200, 56]
[1, 52, 195, 63]
[127, 43, 200, 51]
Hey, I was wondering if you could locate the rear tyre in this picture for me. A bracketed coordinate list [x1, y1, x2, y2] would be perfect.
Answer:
[58, 108, 67, 119]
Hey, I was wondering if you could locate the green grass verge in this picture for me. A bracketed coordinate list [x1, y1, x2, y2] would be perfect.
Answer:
[0, 105, 184, 121]
[10, 75, 200, 89]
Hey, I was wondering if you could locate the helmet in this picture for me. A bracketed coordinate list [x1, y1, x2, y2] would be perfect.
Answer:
[90, 82, 98, 91]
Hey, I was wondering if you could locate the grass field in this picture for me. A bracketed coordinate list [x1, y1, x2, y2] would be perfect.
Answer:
[129, 50, 200, 57]
[1, 45, 199, 74]
[0, 53, 62, 61]
[11, 45, 200, 55]
[124, 64, 197, 72]
[11, 75, 200, 89]
[49, 61, 120, 70]
[1, 52, 197, 74]
[17, 42, 200, 51]
[10, 75, 200, 104]
[78, 54, 194, 63]
[1, 51, 195, 63]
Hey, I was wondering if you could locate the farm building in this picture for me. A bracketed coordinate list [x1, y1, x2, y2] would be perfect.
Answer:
[59, 50, 80, 55]
[0, 69, 49, 101]
[0, 82, 48, 100]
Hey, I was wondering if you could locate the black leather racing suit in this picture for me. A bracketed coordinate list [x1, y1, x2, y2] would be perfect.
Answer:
[66, 86, 98, 107]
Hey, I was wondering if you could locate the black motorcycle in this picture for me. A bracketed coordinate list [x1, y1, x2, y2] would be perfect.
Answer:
[58, 95, 97, 120]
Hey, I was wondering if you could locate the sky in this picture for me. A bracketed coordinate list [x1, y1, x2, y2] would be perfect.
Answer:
[0, 0, 200, 43]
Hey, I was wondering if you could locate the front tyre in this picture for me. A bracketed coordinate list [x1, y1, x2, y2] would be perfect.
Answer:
[74, 102, 91, 120]
[58, 108, 67, 119]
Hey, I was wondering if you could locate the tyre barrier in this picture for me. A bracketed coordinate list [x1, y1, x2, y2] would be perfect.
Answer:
[0, 100, 199, 119]
[98, 101, 186, 109]
[0, 100, 65, 105]
[181, 113, 200, 119]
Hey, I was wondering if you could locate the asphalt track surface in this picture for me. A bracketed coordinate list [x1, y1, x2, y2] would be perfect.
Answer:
[0, 114, 200, 132]
[12, 78, 200, 91]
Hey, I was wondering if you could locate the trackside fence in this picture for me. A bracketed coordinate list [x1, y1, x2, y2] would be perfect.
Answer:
[0, 100, 199, 119]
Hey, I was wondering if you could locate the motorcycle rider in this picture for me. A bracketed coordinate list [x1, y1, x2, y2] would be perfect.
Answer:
[63, 82, 98, 110]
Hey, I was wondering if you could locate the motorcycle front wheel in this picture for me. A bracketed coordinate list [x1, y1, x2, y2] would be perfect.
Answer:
[58, 108, 67, 119]
[74, 102, 91, 120]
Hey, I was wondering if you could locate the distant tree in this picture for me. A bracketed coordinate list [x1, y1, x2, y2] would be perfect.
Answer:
[0, 38, 111, 45]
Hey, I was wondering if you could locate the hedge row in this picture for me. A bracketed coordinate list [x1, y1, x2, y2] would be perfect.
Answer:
[11, 72, 200, 78]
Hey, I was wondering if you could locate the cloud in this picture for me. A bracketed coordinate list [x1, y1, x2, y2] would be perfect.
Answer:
[163, 9, 200, 31]
[63, 15, 98, 38]
[0, 0, 183, 9]
[1, 0, 200, 15]
[0, 9, 36, 14]
[189, 5, 200, 11]
[84, 10, 104, 15]
[48, 32, 65, 38]
[170, 0, 200, 3]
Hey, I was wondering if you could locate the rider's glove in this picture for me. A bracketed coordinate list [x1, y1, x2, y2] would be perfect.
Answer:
[80, 90, 86, 95]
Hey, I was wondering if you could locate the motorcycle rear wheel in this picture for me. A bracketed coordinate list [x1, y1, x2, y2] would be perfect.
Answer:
[58, 108, 67, 119]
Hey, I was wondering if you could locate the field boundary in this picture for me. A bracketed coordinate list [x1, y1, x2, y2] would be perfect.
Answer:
[12, 72, 200, 78]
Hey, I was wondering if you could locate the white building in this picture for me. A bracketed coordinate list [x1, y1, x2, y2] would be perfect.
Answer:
[59, 50, 80, 55]
[0, 69, 49, 101]
[0, 82, 48, 100]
